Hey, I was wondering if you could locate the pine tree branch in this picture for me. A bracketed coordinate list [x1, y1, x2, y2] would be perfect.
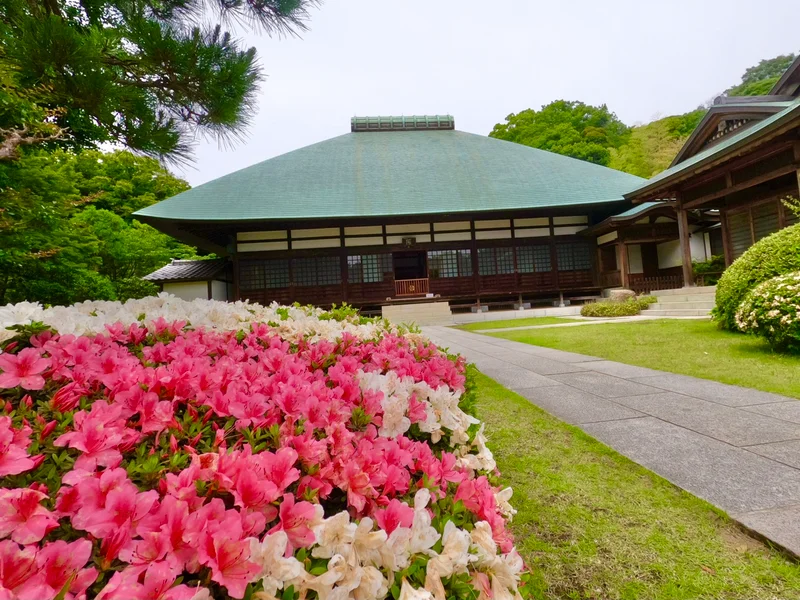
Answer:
[0, 125, 68, 161]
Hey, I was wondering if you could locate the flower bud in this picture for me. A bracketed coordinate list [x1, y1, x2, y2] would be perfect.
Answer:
[39, 420, 57, 441]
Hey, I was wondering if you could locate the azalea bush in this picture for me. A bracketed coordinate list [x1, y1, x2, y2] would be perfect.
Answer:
[579, 296, 654, 318]
[735, 272, 800, 353]
[713, 223, 800, 330]
[0, 295, 528, 600]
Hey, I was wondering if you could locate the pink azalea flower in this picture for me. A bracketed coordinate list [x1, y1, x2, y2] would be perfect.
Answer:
[0, 348, 50, 390]
[0, 540, 37, 599]
[0, 418, 37, 477]
[198, 513, 260, 599]
[374, 498, 414, 534]
[97, 563, 197, 600]
[341, 460, 373, 513]
[54, 401, 133, 470]
[19, 539, 97, 600]
[258, 447, 300, 491]
[0, 489, 59, 544]
[268, 493, 320, 553]
[232, 468, 279, 517]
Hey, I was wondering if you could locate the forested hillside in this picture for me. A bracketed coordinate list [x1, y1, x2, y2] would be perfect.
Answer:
[491, 53, 797, 178]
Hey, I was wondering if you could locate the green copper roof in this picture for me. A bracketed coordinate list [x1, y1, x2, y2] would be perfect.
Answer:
[613, 201, 663, 219]
[135, 130, 645, 223]
[627, 99, 800, 199]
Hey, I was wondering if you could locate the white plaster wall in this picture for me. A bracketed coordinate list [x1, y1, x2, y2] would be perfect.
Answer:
[691, 234, 708, 262]
[211, 280, 228, 301]
[163, 281, 208, 301]
[627, 244, 644, 274]
[657, 236, 709, 269]
[657, 240, 682, 269]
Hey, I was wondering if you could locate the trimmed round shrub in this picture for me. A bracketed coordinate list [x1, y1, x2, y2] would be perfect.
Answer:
[713, 223, 800, 330]
[735, 271, 800, 352]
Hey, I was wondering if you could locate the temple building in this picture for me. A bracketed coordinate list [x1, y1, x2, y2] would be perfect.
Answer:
[138, 55, 800, 310]
[136, 115, 654, 309]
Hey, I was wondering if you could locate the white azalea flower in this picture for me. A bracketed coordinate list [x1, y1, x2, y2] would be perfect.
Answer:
[353, 565, 388, 600]
[424, 521, 471, 600]
[398, 579, 434, 600]
[409, 490, 440, 556]
[352, 517, 388, 567]
[495, 487, 517, 521]
[301, 554, 351, 600]
[312, 511, 357, 561]
[379, 392, 411, 438]
[249, 531, 308, 596]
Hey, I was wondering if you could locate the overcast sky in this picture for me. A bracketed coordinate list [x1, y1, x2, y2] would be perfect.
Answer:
[177, 0, 800, 186]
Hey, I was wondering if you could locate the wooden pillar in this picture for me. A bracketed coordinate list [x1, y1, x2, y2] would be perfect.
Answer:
[676, 203, 695, 287]
[719, 210, 733, 267]
[617, 241, 630, 288]
[232, 252, 240, 301]
[794, 143, 800, 196]
[470, 220, 480, 303]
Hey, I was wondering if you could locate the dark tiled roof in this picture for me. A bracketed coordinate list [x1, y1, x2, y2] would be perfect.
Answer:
[144, 259, 227, 282]
[134, 129, 645, 223]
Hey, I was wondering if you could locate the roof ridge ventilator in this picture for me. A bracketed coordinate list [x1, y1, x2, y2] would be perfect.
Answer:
[350, 115, 455, 132]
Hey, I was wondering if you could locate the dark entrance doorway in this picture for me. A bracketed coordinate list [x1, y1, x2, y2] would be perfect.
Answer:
[641, 243, 659, 278]
[393, 251, 427, 280]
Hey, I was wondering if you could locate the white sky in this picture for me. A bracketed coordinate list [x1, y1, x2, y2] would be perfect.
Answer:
[177, 0, 800, 186]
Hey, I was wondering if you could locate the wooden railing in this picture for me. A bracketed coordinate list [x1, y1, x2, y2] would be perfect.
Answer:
[694, 272, 724, 287]
[599, 271, 621, 288]
[629, 275, 683, 294]
[395, 278, 429, 297]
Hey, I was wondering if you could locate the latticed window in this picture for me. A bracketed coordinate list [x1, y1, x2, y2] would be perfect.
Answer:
[752, 202, 780, 242]
[292, 256, 341, 286]
[347, 254, 392, 283]
[516, 245, 551, 273]
[556, 242, 592, 271]
[477, 248, 514, 276]
[239, 260, 290, 290]
[239, 262, 265, 291]
[428, 250, 472, 278]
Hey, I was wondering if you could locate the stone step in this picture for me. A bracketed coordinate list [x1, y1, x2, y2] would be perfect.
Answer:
[650, 294, 716, 304]
[648, 301, 715, 310]
[654, 286, 716, 297]
[643, 308, 712, 317]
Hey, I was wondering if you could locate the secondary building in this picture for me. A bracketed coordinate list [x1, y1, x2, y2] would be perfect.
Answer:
[624, 56, 800, 286]
[136, 115, 655, 308]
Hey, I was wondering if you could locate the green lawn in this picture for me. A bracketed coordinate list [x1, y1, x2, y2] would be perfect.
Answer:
[454, 316, 581, 332]
[485, 319, 800, 399]
[476, 372, 800, 600]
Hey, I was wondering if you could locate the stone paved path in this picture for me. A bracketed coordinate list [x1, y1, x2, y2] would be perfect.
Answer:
[423, 325, 800, 555]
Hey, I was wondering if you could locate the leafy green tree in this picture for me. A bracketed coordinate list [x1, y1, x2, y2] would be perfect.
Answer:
[70, 149, 190, 218]
[0, 0, 317, 162]
[70, 207, 197, 282]
[489, 100, 630, 166]
[0, 148, 196, 305]
[726, 54, 797, 96]
[609, 110, 705, 178]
